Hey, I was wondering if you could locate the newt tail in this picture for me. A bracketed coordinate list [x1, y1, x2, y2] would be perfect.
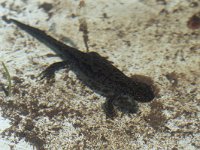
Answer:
[3, 16, 84, 61]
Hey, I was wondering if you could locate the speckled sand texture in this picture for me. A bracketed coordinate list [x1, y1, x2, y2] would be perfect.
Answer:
[0, 0, 200, 149]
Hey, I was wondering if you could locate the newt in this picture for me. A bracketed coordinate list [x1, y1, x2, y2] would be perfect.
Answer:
[3, 17, 155, 118]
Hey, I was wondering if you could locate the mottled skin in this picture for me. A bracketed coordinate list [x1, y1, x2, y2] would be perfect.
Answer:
[4, 17, 155, 118]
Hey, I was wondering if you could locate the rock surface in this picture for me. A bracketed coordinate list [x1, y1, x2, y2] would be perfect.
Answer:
[0, 0, 199, 149]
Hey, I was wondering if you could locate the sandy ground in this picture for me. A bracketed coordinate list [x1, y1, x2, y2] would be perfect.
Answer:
[0, 0, 200, 149]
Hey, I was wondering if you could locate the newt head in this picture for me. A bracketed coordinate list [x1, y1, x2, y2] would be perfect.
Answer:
[130, 81, 155, 102]
[112, 81, 155, 114]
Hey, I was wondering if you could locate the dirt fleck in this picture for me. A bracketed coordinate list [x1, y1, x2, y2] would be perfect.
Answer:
[187, 12, 200, 30]
[39, 3, 53, 12]
[1, 2, 6, 7]
[79, 18, 89, 52]
[71, 13, 77, 18]
[117, 30, 125, 38]
[172, 147, 178, 150]
[12, 76, 24, 84]
[189, 2, 199, 8]
[102, 13, 108, 18]
[156, 0, 167, 5]
[100, 135, 108, 143]
[79, 0, 86, 8]
[39, 2, 53, 20]
[190, 45, 200, 51]
[123, 40, 131, 46]
[165, 72, 178, 87]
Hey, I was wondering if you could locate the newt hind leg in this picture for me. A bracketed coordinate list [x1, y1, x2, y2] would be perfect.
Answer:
[38, 61, 68, 81]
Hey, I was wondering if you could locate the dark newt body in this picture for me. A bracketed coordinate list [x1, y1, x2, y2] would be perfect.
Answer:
[4, 17, 155, 118]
